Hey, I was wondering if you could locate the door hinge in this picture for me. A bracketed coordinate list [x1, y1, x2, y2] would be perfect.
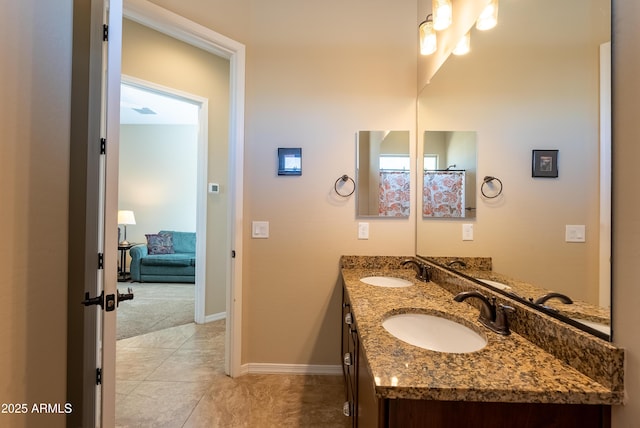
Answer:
[231, 250, 236, 258]
[98, 252, 104, 269]
[100, 138, 106, 155]
[96, 368, 102, 385]
[103, 24, 109, 42]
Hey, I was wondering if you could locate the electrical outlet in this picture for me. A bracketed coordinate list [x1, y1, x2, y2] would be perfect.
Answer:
[358, 222, 369, 240]
[462, 224, 474, 241]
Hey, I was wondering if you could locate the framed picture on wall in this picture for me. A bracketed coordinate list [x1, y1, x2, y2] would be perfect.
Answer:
[532, 149, 559, 178]
[278, 147, 302, 176]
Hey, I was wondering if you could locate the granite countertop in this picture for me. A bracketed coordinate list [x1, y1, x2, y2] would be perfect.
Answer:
[467, 269, 610, 325]
[341, 267, 620, 405]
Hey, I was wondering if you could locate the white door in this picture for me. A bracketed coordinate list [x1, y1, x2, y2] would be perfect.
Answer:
[81, 0, 122, 426]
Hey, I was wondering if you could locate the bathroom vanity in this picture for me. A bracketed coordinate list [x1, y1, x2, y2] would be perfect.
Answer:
[340, 256, 623, 428]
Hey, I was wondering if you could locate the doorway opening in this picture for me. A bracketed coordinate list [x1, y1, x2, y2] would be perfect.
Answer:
[117, 79, 203, 340]
[121, 1, 245, 379]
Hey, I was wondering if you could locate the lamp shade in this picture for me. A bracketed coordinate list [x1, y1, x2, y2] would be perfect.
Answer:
[433, 0, 452, 31]
[476, 0, 499, 31]
[452, 32, 471, 55]
[419, 17, 437, 55]
[117, 210, 136, 225]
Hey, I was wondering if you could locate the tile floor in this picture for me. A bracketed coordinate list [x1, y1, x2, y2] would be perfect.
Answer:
[116, 320, 350, 427]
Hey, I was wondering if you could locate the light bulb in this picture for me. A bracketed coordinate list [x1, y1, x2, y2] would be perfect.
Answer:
[476, 0, 499, 31]
[452, 32, 471, 55]
[419, 19, 437, 55]
[433, 0, 452, 31]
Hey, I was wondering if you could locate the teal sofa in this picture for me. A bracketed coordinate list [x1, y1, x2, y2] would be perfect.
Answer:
[129, 231, 196, 283]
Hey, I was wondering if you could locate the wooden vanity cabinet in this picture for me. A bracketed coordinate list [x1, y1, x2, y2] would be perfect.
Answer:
[341, 287, 611, 428]
[341, 287, 359, 426]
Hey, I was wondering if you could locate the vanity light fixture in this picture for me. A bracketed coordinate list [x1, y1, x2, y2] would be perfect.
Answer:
[452, 31, 471, 55]
[432, 0, 453, 31]
[476, 0, 499, 31]
[419, 14, 437, 55]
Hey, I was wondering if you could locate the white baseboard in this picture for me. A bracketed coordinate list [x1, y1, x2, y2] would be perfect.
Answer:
[243, 363, 342, 376]
[202, 311, 226, 323]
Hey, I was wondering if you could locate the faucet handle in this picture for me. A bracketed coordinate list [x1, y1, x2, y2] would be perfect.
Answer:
[493, 304, 515, 335]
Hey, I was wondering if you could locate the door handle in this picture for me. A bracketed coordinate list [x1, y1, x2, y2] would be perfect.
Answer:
[117, 287, 134, 306]
[81, 291, 104, 309]
[81, 291, 117, 311]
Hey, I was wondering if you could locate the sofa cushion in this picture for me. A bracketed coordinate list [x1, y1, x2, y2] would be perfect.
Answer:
[160, 230, 196, 254]
[146, 233, 175, 255]
[141, 253, 195, 267]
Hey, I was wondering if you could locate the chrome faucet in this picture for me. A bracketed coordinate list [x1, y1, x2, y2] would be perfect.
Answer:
[454, 291, 515, 335]
[401, 259, 431, 282]
[533, 292, 573, 305]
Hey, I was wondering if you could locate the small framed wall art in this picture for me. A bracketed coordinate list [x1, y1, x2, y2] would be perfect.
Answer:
[278, 148, 302, 176]
[532, 149, 558, 178]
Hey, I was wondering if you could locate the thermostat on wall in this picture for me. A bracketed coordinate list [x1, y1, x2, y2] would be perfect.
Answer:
[208, 183, 220, 194]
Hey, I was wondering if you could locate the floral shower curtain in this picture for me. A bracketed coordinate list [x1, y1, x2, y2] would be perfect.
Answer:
[423, 170, 465, 217]
[379, 171, 410, 217]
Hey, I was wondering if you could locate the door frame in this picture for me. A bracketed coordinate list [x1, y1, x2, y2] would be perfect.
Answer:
[120, 76, 209, 324]
[123, 0, 245, 376]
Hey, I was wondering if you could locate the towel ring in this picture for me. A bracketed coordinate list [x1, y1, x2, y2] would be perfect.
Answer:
[481, 176, 503, 199]
[334, 174, 355, 197]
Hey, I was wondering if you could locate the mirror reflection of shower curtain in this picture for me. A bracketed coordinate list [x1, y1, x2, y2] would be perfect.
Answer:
[423, 170, 465, 217]
[378, 171, 410, 216]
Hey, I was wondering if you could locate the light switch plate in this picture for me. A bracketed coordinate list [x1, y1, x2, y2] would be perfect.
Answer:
[565, 225, 586, 242]
[252, 221, 269, 238]
[462, 224, 474, 241]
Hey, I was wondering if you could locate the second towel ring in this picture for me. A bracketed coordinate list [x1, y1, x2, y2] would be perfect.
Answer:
[334, 174, 355, 197]
[481, 176, 503, 199]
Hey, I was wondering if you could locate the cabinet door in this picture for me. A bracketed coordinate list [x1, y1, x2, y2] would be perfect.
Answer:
[357, 344, 383, 428]
[342, 287, 357, 426]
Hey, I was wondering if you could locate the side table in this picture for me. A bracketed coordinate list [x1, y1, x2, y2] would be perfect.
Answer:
[118, 243, 137, 281]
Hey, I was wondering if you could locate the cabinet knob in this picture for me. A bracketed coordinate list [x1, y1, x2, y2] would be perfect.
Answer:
[342, 401, 351, 417]
[343, 352, 353, 366]
[344, 312, 353, 325]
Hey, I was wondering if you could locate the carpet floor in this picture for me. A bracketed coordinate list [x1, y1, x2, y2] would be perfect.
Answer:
[116, 282, 195, 340]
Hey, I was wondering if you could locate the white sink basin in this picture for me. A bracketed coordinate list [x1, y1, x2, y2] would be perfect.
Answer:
[476, 278, 512, 291]
[360, 276, 413, 288]
[571, 318, 611, 335]
[382, 313, 487, 353]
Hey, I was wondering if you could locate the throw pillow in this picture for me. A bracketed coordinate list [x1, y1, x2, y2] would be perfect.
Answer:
[146, 232, 175, 255]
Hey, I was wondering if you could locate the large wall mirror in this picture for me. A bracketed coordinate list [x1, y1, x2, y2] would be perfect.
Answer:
[416, 0, 611, 339]
[357, 130, 411, 218]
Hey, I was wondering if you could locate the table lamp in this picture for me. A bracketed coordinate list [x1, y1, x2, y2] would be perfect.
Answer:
[117, 210, 136, 245]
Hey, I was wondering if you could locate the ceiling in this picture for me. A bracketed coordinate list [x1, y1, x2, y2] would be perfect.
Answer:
[120, 83, 199, 125]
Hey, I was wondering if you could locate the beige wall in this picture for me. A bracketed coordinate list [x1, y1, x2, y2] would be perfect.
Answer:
[611, 0, 640, 424]
[417, 0, 604, 305]
[122, 19, 229, 315]
[145, 0, 418, 365]
[0, 1, 72, 427]
[119, 124, 198, 244]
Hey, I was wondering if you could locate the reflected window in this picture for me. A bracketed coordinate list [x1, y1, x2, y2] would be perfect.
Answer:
[379, 155, 410, 171]
[424, 155, 438, 171]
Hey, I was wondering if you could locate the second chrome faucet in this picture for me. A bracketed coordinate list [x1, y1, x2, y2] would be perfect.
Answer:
[454, 291, 515, 335]
[401, 259, 431, 282]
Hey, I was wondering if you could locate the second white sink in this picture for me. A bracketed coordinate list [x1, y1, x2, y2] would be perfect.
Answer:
[476, 278, 512, 291]
[382, 313, 487, 353]
[360, 276, 413, 288]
